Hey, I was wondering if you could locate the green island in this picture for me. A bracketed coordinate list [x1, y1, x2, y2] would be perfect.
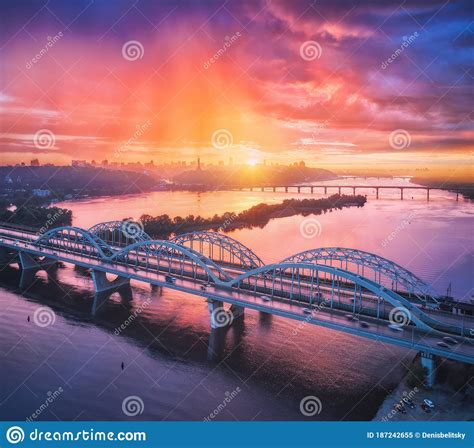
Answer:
[140, 194, 366, 239]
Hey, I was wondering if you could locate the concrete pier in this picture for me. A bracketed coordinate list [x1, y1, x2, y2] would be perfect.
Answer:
[208, 300, 244, 329]
[420, 351, 436, 388]
[91, 270, 130, 294]
[19, 251, 56, 271]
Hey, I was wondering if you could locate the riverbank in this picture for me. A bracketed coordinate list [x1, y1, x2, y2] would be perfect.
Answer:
[373, 355, 474, 421]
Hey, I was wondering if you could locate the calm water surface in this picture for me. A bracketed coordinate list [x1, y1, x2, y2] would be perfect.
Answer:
[1, 179, 472, 420]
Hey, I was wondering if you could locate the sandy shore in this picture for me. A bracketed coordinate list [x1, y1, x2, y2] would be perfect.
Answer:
[373, 357, 473, 421]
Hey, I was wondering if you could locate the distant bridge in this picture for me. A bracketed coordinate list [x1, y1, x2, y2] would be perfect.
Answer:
[0, 221, 472, 384]
[230, 185, 460, 201]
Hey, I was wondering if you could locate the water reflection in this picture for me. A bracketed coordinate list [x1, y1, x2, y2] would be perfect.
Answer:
[1, 178, 471, 421]
[0, 261, 408, 421]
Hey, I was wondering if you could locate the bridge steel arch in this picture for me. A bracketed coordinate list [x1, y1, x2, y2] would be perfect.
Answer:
[171, 232, 265, 270]
[110, 240, 232, 283]
[281, 248, 438, 305]
[225, 262, 463, 335]
[89, 220, 151, 247]
[34, 226, 114, 258]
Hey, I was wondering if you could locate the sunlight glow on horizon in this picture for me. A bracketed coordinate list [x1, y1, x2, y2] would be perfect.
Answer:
[0, 1, 471, 171]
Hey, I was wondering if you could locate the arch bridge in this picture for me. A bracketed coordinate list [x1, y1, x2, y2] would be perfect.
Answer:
[89, 220, 151, 247]
[0, 222, 472, 376]
[171, 231, 264, 270]
[281, 247, 438, 307]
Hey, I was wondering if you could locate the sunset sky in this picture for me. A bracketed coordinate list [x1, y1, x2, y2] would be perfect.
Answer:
[0, 0, 472, 171]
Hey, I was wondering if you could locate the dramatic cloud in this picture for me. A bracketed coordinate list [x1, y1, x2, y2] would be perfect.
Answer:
[0, 0, 472, 167]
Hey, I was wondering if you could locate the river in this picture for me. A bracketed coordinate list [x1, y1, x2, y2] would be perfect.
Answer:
[0, 178, 472, 421]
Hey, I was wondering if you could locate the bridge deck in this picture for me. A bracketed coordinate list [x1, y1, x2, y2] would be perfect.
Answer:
[0, 231, 474, 363]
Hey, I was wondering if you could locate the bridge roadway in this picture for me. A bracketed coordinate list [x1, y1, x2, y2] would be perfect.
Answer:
[0, 225, 470, 336]
[0, 226, 472, 367]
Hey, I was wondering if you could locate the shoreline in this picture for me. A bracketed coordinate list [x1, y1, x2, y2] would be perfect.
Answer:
[372, 355, 474, 421]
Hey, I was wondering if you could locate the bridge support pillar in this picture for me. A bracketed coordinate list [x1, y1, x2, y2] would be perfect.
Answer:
[208, 299, 224, 329]
[230, 304, 244, 321]
[207, 300, 243, 329]
[273, 187, 276, 192]
[401, 188, 404, 200]
[376, 188, 379, 199]
[427, 189, 430, 201]
[338, 187, 341, 195]
[19, 251, 56, 271]
[91, 270, 130, 294]
[297, 187, 301, 193]
[420, 351, 436, 388]
[207, 327, 226, 360]
[352, 187, 356, 195]
[324, 187, 327, 195]
[285, 187, 288, 193]
[0, 246, 14, 265]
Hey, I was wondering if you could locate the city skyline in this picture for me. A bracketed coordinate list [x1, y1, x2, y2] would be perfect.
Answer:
[0, 1, 472, 172]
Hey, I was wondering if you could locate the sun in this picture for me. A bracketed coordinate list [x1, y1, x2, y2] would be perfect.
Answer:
[247, 158, 258, 166]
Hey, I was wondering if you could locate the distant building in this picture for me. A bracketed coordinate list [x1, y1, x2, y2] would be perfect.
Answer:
[144, 160, 155, 169]
[72, 160, 87, 167]
[30, 159, 40, 166]
[33, 189, 51, 197]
